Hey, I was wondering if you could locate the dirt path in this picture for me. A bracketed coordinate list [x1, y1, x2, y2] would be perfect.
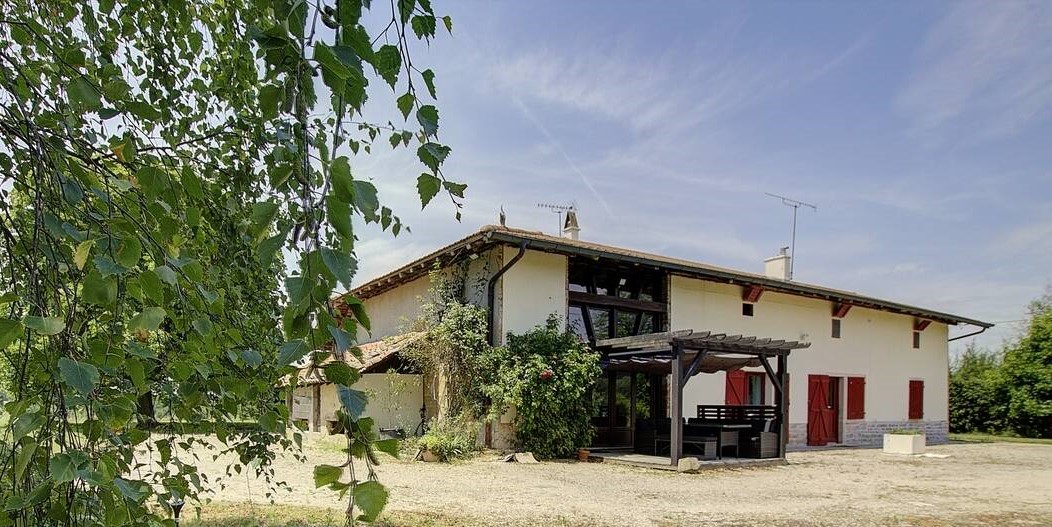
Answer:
[192, 436, 1052, 526]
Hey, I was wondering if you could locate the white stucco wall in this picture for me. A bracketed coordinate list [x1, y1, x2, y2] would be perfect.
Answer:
[295, 373, 424, 432]
[359, 275, 431, 343]
[671, 275, 951, 444]
[497, 247, 568, 343]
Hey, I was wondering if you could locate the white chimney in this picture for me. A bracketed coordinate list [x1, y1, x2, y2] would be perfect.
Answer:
[562, 209, 580, 240]
[764, 247, 791, 280]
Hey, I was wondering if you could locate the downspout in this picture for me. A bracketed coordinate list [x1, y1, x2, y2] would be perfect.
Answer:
[948, 325, 990, 342]
[486, 241, 528, 346]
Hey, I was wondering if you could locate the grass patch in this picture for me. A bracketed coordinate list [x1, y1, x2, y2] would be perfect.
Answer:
[183, 502, 594, 527]
[181, 502, 520, 527]
[949, 432, 1052, 445]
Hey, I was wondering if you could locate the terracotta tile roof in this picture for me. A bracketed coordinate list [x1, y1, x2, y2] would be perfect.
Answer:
[294, 332, 425, 386]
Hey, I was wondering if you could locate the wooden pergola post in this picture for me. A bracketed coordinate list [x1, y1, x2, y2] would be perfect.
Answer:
[670, 339, 683, 467]
[776, 354, 788, 458]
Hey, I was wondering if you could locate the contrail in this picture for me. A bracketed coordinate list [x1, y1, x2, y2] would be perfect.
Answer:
[513, 97, 614, 216]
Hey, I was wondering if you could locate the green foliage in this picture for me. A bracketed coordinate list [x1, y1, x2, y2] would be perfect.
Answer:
[416, 416, 479, 462]
[950, 291, 1052, 439]
[485, 316, 601, 459]
[404, 270, 491, 420]
[0, 0, 461, 525]
[1001, 294, 1052, 438]
[887, 428, 924, 435]
[949, 346, 1009, 434]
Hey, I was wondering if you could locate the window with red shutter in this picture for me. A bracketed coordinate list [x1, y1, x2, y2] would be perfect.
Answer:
[725, 370, 747, 405]
[908, 380, 924, 419]
[846, 377, 865, 419]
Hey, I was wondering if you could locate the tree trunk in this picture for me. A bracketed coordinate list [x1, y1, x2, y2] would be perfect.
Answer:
[137, 390, 157, 430]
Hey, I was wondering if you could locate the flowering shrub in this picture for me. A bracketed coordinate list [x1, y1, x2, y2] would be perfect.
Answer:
[484, 316, 601, 459]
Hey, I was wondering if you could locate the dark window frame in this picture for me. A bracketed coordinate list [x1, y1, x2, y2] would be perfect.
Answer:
[567, 258, 668, 344]
[831, 318, 842, 339]
[742, 303, 755, 317]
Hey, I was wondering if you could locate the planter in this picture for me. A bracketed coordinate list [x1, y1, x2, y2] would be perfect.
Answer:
[577, 448, 590, 462]
[421, 450, 440, 462]
[883, 433, 926, 455]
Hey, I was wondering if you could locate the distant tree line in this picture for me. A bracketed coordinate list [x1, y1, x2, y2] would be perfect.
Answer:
[950, 292, 1052, 438]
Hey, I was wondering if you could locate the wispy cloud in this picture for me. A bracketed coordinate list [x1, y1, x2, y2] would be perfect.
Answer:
[897, 1, 1052, 144]
[512, 97, 614, 216]
[489, 27, 868, 135]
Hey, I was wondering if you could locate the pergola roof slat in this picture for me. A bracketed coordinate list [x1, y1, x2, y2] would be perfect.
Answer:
[596, 328, 809, 376]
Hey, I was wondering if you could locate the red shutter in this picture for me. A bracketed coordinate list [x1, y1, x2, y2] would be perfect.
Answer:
[908, 380, 924, 419]
[846, 377, 865, 419]
[725, 370, 747, 405]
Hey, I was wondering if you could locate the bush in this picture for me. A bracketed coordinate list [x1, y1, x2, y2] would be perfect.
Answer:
[416, 416, 478, 462]
[484, 316, 601, 459]
[948, 292, 1052, 439]
[949, 346, 1009, 434]
[1001, 296, 1052, 438]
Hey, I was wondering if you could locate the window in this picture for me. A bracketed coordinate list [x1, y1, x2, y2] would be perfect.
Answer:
[747, 373, 765, 405]
[912, 331, 921, 349]
[742, 303, 754, 317]
[846, 377, 865, 419]
[831, 319, 841, 339]
[725, 370, 765, 405]
[908, 380, 924, 419]
[568, 305, 588, 342]
[567, 258, 667, 343]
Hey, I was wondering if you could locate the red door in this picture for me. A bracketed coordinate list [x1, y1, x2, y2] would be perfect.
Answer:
[807, 375, 838, 446]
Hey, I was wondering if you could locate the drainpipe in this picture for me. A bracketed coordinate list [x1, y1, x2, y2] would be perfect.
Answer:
[948, 325, 989, 342]
[486, 241, 528, 346]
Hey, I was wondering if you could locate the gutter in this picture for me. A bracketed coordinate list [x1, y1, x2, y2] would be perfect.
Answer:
[948, 324, 990, 342]
[486, 241, 528, 346]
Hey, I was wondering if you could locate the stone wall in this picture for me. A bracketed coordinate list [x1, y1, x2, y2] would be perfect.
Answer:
[786, 420, 948, 448]
[843, 420, 948, 446]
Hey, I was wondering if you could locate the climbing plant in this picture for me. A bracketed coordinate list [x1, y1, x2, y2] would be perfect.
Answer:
[485, 316, 601, 459]
[0, 0, 459, 525]
[403, 269, 491, 420]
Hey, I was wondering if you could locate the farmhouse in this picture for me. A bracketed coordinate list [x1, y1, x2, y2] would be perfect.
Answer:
[294, 217, 990, 465]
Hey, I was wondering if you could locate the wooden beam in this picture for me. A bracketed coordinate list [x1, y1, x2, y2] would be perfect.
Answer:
[682, 350, 708, 383]
[914, 319, 932, 332]
[758, 355, 782, 395]
[670, 341, 683, 467]
[776, 354, 788, 459]
[742, 284, 764, 303]
[832, 303, 852, 319]
[569, 291, 668, 313]
[596, 329, 692, 348]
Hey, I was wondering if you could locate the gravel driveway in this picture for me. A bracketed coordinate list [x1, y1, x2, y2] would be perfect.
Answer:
[184, 435, 1052, 526]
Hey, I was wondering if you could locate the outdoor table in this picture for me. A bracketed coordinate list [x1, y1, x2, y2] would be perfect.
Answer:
[688, 423, 753, 458]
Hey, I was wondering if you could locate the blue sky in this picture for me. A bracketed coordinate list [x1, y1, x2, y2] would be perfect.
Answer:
[347, 1, 1052, 354]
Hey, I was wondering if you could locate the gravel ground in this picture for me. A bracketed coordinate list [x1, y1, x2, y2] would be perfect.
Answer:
[185, 435, 1052, 526]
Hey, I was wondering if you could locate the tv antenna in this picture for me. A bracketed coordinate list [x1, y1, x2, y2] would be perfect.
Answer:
[537, 202, 575, 235]
[765, 192, 817, 280]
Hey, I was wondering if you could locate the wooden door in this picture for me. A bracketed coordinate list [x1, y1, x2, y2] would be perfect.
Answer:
[807, 374, 830, 446]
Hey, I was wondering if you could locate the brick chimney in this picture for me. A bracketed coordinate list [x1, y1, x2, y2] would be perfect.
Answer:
[562, 209, 580, 240]
[764, 247, 791, 280]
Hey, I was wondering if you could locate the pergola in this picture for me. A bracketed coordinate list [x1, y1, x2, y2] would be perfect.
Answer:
[595, 330, 810, 466]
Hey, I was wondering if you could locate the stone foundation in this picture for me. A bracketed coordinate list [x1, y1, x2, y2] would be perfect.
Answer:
[843, 420, 947, 447]
[786, 420, 948, 448]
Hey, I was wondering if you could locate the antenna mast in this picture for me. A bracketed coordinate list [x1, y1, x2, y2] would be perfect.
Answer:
[765, 192, 817, 280]
[537, 202, 574, 235]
